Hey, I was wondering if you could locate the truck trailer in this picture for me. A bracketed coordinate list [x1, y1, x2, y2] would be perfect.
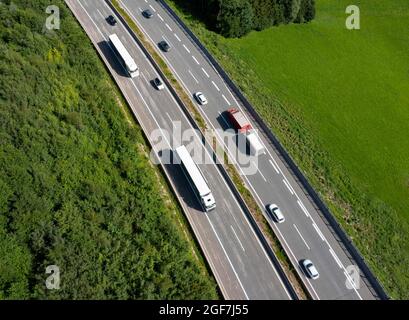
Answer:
[226, 108, 265, 156]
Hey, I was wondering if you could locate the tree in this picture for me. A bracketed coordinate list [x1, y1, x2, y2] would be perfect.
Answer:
[249, 0, 275, 30]
[295, 0, 316, 23]
[303, 0, 316, 22]
[280, 0, 302, 23]
[216, 0, 254, 38]
[180, 0, 316, 37]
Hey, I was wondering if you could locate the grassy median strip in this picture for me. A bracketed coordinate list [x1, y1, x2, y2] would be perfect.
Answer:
[111, 0, 309, 299]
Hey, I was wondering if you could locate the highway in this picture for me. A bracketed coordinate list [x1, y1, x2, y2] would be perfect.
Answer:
[117, 0, 380, 300]
[65, 0, 294, 300]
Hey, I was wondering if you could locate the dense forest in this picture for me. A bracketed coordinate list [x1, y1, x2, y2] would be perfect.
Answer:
[173, 0, 316, 37]
[0, 0, 218, 299]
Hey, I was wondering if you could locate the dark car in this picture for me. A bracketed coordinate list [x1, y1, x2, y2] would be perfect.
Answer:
[106, 15, 117, 26]
[142, 9, 153, 18]
[158, 40, 171, 52]
[153, 77, 164, 90]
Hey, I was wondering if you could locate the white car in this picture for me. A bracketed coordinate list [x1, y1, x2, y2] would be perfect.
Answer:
[267, 204, 285, 223]
[302, 259, 319, 280]
[194, 92, 208, 105]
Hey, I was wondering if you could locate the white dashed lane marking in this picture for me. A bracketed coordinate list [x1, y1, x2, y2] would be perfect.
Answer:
[202, 67, 209, 77]
[183, 44, 190, 53]
[192, 55, 200, 65]
[222, 94, 230, 105]
[212, 81, 220, 91]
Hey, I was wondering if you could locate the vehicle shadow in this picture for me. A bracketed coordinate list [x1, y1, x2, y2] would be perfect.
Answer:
[96, 40, 128, 78]
[216, 111, 230, 131]
[159, 148, 204, 212]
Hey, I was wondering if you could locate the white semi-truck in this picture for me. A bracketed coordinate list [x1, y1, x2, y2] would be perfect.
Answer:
[109, 34, 139, 78]
[174, 145, 216, 212]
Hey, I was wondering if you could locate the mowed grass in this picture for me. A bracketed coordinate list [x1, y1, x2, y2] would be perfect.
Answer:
[168, 0, 409, 297]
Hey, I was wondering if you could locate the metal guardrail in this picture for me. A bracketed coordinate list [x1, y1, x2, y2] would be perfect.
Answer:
[157, 0, 389, 300]
[106, 0, 299, 300]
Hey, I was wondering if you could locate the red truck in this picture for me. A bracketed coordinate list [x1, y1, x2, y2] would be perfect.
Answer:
[226, 108, 265, 156]
[226, 107, 252, 133]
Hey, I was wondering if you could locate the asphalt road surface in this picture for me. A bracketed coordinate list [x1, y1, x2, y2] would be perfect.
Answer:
[117, 0, 379, 300]
[65, 0, 293, 300]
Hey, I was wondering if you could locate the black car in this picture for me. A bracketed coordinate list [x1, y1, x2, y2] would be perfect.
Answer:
[158, 40, 171, 52]
[142, 9, 153, 18]
[106, 15, 117, 26]
[153, 77, 164, 90]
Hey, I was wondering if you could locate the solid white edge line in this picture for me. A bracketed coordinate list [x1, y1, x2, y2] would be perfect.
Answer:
[269, 159, 280, 174]
[329, 248, 343, 269]
[297, 199, 310, 218]
[283, 179, 294, 195]
[312, 222, 325, 241]
[344, 271, 363, 299]
[283, 177, 296, 195]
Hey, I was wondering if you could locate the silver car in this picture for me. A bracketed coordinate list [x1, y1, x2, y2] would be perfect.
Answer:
[302, 259, 319, 280]
[267, 204, 285, 223]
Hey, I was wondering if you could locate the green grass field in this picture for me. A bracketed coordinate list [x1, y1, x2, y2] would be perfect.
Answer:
[168, 0, 409, 298]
